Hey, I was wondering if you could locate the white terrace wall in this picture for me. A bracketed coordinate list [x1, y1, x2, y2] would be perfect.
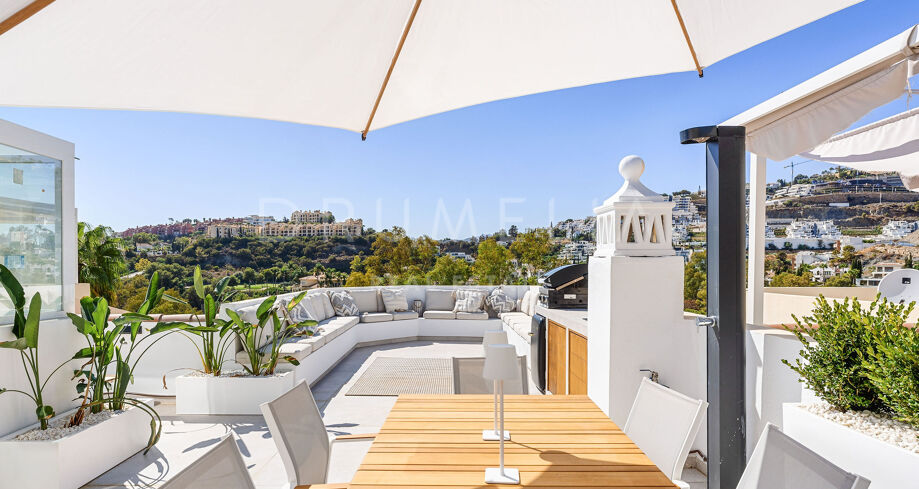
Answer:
[762, 286, 919, 326]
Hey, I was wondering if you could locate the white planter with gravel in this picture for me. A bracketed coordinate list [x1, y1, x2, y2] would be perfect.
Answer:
[175, 371, 295, 415]
[0, 398, 154, 489]
[783, 403, 919, 489]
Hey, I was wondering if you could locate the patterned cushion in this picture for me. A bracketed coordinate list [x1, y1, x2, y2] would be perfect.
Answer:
[329, 290, 360, 316]
[453, 290, 486, 313]
[381, 288, 409, 313]
[486, 287, 516, 314]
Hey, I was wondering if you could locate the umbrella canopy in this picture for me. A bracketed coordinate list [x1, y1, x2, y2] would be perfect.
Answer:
[0, 0, 860, 137]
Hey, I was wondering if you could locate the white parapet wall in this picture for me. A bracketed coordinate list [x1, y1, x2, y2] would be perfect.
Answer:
[587, 254, 707, 453]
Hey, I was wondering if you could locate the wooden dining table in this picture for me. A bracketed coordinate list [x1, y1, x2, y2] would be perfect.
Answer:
[340, 394, 676, 488]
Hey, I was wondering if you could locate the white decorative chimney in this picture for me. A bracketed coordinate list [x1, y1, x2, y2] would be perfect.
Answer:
[594, 155, 674, 257]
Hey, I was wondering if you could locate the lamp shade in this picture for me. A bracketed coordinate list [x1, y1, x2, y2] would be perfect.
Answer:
[483, 344, 518, 381]
[482, 330, 508, 347]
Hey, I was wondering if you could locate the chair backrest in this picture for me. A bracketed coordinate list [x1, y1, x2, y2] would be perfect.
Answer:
[160, 434, 256, 489]
[736, 423, 870, 489]
[623, 377, 707, 481]
[452, 356, 528, 394]
[260, 380, 331, 486]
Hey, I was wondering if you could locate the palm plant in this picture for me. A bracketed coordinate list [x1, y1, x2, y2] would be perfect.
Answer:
[77, 222, 127, 302]
[0, 265, 71, 430]
[158, 266, 238, 376]
[226, 292, 314, 376]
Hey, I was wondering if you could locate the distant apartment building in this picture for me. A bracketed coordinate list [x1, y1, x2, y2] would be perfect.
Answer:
[445, 251, 475, 264]
[558, 241, 596, 263]
[810, 265, 850, 283]
[857, 262, 902, 287]
[244, 215, 275, 226]
[772, 184, 815, 199]
[880, 220, 917, 241]
[261, 218, 363, 238]
[291, 210, 334, 224]
[206, 223, 261, 239]
[554, 217, 595, 239]
[785, 220, 841, 240]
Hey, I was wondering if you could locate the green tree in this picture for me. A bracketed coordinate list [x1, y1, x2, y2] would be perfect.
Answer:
[132, 232, 158, 244]
[134, 257, 152, 271]
[510, 229, 554, 277]
[683, 251, 707, 313]
[345, 271, 373, 287]
[78, 222, 127, 302]
[426, 255, 472, 285]
[771, 271, 812, 287]
[473, 239, 513, 284]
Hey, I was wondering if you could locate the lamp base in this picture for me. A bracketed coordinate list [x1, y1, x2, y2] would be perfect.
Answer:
[485, 467, 520, 484]
[482, 429, 511, 441]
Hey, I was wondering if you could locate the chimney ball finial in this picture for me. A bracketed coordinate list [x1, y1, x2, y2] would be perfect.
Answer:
[619, 155, 644, 182]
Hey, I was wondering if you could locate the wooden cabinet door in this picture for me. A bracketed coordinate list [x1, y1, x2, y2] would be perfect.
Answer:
[568, 330, 588, 395]
[546, 320, 567, 395]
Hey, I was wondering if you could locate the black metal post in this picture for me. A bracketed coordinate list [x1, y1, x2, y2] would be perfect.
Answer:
[680, 125, 746, 489]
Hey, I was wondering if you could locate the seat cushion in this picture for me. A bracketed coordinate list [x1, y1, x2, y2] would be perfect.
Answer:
[506, 316, 531, 339]
[425, 289, 455, 311]
[360, 312, 394, 323]
[456, 311, 489, 320]
[349, 288, 381, 313]
[381, 288, 410, 312]
[500, 312, 529, 323]
[423, 310, 456, 320]
[391, 311, 419, 321]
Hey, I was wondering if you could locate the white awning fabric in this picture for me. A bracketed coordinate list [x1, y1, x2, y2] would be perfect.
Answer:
[802, 107, 919, 191]
[0, 0, 861, 137]
[724, 25, 919, 161]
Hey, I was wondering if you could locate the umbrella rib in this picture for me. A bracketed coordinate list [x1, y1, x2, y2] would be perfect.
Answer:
[0, 0, 55, 38]
[362, 0, 423, 140]
[670, 0, 703, 78]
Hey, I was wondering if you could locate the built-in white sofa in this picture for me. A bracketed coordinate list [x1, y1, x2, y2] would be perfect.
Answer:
[222, 285, 541, 385]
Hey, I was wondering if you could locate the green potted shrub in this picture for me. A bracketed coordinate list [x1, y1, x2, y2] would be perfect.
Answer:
[781, 294, 919, 488]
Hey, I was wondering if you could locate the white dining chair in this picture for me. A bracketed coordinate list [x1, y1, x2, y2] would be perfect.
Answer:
[623, 377, 707, 489]
[452, 355, 528, 394]
[160, 435, 255, 489]
[736, 423, 870, 489]
[260, 380, 375, 488]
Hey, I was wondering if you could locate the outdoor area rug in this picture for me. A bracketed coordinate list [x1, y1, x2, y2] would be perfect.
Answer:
[346, 357, 453, 396]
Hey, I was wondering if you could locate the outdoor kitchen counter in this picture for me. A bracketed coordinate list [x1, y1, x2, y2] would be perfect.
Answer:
[536, 305, 588, 395]
[536, 305, 588, 337]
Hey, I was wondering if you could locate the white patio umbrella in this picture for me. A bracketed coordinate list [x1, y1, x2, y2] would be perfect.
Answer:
[0, 0, 860, 138]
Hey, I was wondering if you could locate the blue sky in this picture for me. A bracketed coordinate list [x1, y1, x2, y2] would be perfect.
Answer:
[0, 0, 915, 238]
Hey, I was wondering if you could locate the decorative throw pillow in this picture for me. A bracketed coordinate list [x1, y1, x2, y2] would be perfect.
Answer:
[329, 290, 360, 316]
[308, 294, 328, 321]
[320, 292, 335, 318]
[453, 290, 486, 313]
[381, 288, 409, 313]
[486, 287, 516, 314]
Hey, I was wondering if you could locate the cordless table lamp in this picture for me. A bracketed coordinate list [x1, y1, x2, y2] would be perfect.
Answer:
[482, 330, 510, 441]
[483, 343, 520, 485]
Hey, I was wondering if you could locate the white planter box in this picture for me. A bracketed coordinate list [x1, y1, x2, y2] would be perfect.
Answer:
[175, 371, 295, 415]
[783, 403, 919, 489]
[0, 398, 154, 489]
